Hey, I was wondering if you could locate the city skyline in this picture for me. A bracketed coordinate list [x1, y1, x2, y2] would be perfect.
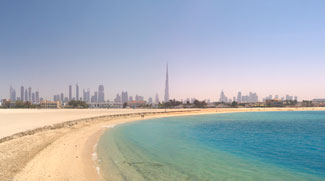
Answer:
[3, 62, 324, 102]
[1, 1, 325, 100]
[7, 82, 305, 104]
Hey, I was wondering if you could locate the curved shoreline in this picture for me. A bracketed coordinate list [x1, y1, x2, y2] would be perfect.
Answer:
[1, 110, 200, 180]
[2, 108, 325, 180]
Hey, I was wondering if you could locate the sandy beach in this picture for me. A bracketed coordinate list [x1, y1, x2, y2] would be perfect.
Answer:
[0, 109, 186, 140]
[1, 107, 325, 180]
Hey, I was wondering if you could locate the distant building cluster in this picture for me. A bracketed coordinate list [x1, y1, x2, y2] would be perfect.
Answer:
[262, 94, 297, 102]
[4, 63, 325, 109]
[218, 90, 258, 103]
[2, 63, 171, 109]
[216, 90, 298, 104]
[52, 84, 106, 104]
[9, 86, 41, 104]
[5, 83, 163, 109]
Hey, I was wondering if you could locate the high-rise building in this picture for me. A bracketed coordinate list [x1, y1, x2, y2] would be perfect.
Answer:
[98, 85, 105, 103]
[20, 86, 24, 102]
[164, 63, 169, 103]
[148, 97, 153, 104]
[28, 87, 32, 102]
[91, 92, 98, 103]
[94, 91, 98, 102]
[114, 94, 121, 103]
[60, 93, 64, 102]
[135, 95, 144, 101]
[263, 95, 273, 102]
[35, 91, 40, 103]
[9, 86, 16, 101]
[285, 95, 294, 101]
[155, 93, 159, 104]
[53, 94, 61, 102]
[248, 92, 258, 103]
[76, 84, 79, 101]
[237, 92, 242, 103]
[121, 91, 128, 103]
[69, 85, 72, 101]
[32, 93, 35, 103]
[83, 89, 91, 103]
[294, 96, 298, 101]
[83, 89, 86, 102]
[25, 89, 28, 101]
[129, 96, 133, 102]
[219, 90, 228, 102]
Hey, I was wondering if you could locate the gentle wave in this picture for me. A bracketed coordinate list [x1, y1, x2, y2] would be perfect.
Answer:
[103, 124, 116, 128]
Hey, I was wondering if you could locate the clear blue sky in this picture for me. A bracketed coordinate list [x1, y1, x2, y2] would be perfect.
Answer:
[1, 0, 325, 101]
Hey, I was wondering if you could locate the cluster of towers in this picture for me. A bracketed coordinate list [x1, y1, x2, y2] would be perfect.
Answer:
[9, 86, 40, 104]
[53, 84, 105, 103]
[7, 64, 171, 105]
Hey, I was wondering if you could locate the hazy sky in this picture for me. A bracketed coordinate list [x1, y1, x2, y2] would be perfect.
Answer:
[1, 0, 325, 101]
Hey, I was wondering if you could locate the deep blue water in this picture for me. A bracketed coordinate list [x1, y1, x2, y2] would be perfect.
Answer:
[191, 111, 325, 177]
[98, 111, 325, 180]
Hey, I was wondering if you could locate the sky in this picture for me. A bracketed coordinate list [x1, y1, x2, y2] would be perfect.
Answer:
[1, 0, 325, 101]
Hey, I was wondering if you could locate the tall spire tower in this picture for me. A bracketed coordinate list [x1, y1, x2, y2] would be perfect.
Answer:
[164, 63, 169, 103]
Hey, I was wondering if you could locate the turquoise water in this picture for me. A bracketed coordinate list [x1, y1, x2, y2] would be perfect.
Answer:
[97, 111, 325, 180]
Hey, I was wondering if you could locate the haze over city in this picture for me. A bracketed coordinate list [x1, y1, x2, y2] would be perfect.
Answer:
[1, 0, 325, 101]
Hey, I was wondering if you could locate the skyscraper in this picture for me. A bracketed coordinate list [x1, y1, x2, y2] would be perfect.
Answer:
[294, 96, 298, 101]
[98, 85, 105, 102]
[83, 88, 91, 103]
[9, 86, 16, 101]
[35, 91, 40, 103]
[91, 91, 98, 103]
[155, 93, 160, 104]
[148, 97, 153, 104]
[164, 63, 169, 103]
[60, 93, 64, 102]
[76, 84, 79, 101]
[32, 93, 35, 103]
[28, 87, 32, 102]
[129, 96, 133, 102]
[69, 85, 72, 101]
[219, 90, 228, 102]
[237, 92, 242, 103]
[25, 89, 28, 101]
[135, 95, 144, 101]
[114, 94, 121, 103]
[20, 86, 24, 101]
[121, 91, 128, 103]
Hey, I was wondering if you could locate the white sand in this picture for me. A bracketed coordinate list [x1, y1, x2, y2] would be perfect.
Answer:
[0, 109, 175, 139]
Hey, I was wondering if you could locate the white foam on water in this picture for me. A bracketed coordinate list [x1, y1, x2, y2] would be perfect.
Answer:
[103, 124, 116, 128]
[92, 143, 101, 176]
[96, 166, 101, 175]
[92, 152, 98, 161]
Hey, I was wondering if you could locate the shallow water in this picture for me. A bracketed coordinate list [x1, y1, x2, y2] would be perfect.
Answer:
[97, 111, 325, 180]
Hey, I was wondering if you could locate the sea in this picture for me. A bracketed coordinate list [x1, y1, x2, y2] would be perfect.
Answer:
[97, 111, 325, 180]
